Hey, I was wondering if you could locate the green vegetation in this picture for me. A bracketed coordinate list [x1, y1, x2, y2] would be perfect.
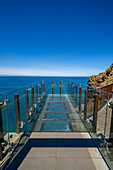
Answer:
[96, 83, 99, 86]
[98, 99, 101, 106]
[90, 106, 94, 112]
[92, 78, 96, 82]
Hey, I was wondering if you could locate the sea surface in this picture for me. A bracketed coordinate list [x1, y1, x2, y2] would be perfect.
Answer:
[0, 76, 88, 93]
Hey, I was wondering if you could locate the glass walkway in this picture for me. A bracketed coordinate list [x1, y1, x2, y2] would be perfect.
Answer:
[0, 80, 113, 169]
[33, 94, 86, 132]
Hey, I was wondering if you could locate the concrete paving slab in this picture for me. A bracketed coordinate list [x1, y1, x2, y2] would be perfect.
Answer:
[91, 158, 109, 170]
[18, 158, 56, 170]
[56, 132, 83, 138]
[56, 158, 74, 170]
[57, 148, 92, 158]
[30, 132, 57, 138]
[73, 158, 96, 170]
[30, 132, 87, 139]
[26, 148, 56, 158]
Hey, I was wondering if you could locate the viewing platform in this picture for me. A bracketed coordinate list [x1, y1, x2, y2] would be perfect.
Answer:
[0, 80, 113, 169]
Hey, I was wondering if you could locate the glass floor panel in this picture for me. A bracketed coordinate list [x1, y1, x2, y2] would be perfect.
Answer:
[49, 99, 64, 102]
[48, 102, 65, 106]
[40, 122, 71, 132]
[47, 107, 66, 111]
[44, 113, 68, 119]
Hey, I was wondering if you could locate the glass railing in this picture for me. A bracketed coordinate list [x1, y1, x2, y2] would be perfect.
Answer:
[0, 80, 113, 169]
[68, 81, 113, 169]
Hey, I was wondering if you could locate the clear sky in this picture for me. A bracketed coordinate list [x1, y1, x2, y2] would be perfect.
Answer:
[0, 0, 113, 76]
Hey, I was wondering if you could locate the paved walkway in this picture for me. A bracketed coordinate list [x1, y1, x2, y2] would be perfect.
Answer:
[16, 132, 108, 170]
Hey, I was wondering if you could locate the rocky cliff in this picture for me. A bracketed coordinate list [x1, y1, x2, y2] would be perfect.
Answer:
[87, 63, 113, 88]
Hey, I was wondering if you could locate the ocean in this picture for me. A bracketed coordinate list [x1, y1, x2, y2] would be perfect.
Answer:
[0, 76, 88, 93]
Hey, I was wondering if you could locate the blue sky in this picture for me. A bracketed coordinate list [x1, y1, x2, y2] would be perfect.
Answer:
[0, 0, 113, 76]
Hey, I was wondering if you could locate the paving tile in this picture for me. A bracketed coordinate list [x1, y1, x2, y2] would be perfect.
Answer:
[26, 147, 56, 158]
[57, 148, 90, 158]
[56, 132, 83, 138]
[91, 158, 109, 170]
[87, 148, 102, 158]
[73, 158, 96, 170]
[81, 133, 91, 138]
[30, 132, 57, 138]
[56, 158, 74, 170]
[18, 158, 56, 170]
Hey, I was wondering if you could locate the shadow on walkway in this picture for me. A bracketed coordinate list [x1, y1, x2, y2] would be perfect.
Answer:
[4, 136, 103, 170]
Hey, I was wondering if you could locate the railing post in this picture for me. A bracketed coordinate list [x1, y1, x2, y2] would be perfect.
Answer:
[60, 81, 61, 94]
[25, 90, 29, 123]
[84, 90, 88, 120]
[0, 104, 3, 160]
[52, 82, 53, 94]
[0, 144, 2, 160]
[43, 83, 44, 94]
[0, 104, 4, 142]
[40, 83, 42, 97]
[109, 87, 113, 146]
[44, 82, 45, 93]
[112, 85, 113, 98]
[14, 94, 20, 134]
[109, 105, 113, 146]
[36, 85, 38, 108]
[93, 94, 98, 132]
[79, 86, 82, 112]
[75, 85, 78, 106]
[73, 85, 74, 98]
[44, 82, 45, 98]
[39, 84, 41, 99]
[31, 87, 34, 112]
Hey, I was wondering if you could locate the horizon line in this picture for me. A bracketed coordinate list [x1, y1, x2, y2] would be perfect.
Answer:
[0, 75, 89, 77]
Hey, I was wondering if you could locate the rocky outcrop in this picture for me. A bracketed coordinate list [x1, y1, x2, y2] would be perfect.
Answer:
[87, 63, 113, 88]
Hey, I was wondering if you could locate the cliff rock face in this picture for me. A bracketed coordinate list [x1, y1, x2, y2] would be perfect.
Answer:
[87, 63, 113, 88]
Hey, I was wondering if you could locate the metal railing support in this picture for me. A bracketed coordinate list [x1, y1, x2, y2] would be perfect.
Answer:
[84, 90, 88, 120]
[14, 94, 20, 134]
[60, 81, 61, 94]
[44, 82, 45, 93]
[0, 103, 3, 160]
[25, 90, 29, 123]
[73, 85, 74, 98]
[93, 94, 99, 132]
[75, 85, 78, 106]
[31, 87, 34, 112]
[43, 82, 45, 95]
[0, 104, 4, 141]
[36, 85, 38, 108]
[110, 110, 113, 146]
[109, 102, 113, 146]
[79, 87, 82, 112]
[52, 82, 54, 94]
[39, 84, 41, 99]
[0, 143, 2, 160]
